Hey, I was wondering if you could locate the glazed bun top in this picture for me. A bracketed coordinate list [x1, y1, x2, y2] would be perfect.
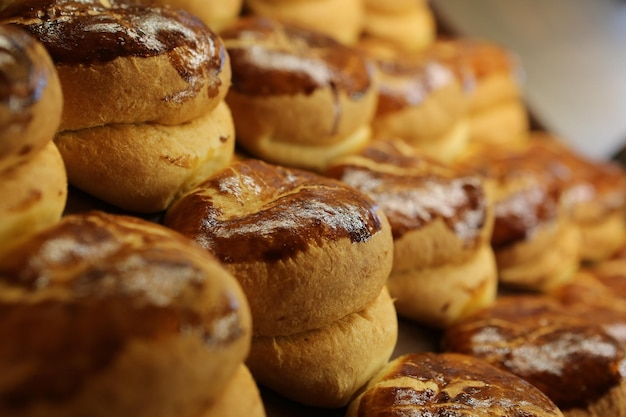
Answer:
[220, 16, 375, 100]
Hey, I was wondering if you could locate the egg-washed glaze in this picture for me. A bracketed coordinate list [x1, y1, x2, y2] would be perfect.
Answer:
[0, 211, 247, 409]
[325, 140, 487, 245]
[351, 352, 562, 417]
[0, 0, 226, 101]
[442, 296, 626, 411]
[220, 16, 375, 100]
[164, 159, 386, 264]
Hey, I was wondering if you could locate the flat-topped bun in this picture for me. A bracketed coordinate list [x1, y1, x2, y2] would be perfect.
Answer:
[0, 211, 252, 417]
[326, 138, 497, 328]
[0, 0, 231, 130]
[0, 24, 62, 171]
[443, 295, 626, 416]
[347, 352, 564, 417]
[221, 17, 378, 171]
[165, 158, 394, 337]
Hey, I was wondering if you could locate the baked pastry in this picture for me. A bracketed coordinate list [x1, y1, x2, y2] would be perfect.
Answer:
[0, 25, 66, 258]
[0, 24, 62, 171]
[326, 139, 497, 328]
[134, 0, 243, 32]
[244, 0, 364, 45]
[426, 38, 529, 145]
[455, 141, 581, 291]
[221, 17, 379, 171]
[164, 158, 396, 406]
[165, 158, 394, 337]
[524, 132, 626, 262]
[347, 352, 564, 417]
[362, 0, 436, 52]
[443, 295, 626, 417]
[201, 365, 266, 417]
[357, 39, 470, 162]
[1, 0, 236, 213]
[0, 211, 252, 417]
[247, 286, 397, 408]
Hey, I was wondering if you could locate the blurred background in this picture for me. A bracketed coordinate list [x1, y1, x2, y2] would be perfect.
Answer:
[431, 0, 626, 161]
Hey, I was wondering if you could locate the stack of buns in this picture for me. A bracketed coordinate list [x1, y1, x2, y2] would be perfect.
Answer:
[0, 0, 236, 213]
[0, 24, 67, 257]
[164, 158, 398, 407]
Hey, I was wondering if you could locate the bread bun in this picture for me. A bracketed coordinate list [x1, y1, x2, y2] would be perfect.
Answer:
[201, 365, 266, 417]
[326, 139, 497, 328]
[165, 158, 394, 337]
[55, 100, 235, 213]
[0, 0, 231, 130]
[137, 0, 243, 32]
[0, 142, 67, 257]
[357, 39, 470, 162]
[221, 17, 379, 171]
[347, 352, 564, 417]
[244, 0, 364, 45]
[426, 38, 529, 145]
[0, 24, 62, 171]
[0, 211, 252, 417]
[247, 286, 398, 408]
[443, 295, 626, 416]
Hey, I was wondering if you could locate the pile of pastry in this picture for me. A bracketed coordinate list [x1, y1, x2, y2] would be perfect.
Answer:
[1, 0, 625, 416]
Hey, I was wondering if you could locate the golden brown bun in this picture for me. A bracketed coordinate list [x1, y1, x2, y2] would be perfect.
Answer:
[326, 139, 497, 327]
[443, 296, 626, 417]
[362, 0, 436, 52]
[425, 38, 529, 145]
[55, 101, 235, 213]
[0, 0, 231, 130]
[138, 0, 243, 32]
[221, 17, 378, 171]
[244, 0, 364, 44]
[247, 287, 398, 408]
[165, 158, 394, 336]
[0, 211, 252, 417]
[525, 132, 626, 262]
[347, 352, 564, 417]
[0, 142, 67, 257]
[456, 141, 582, 291]
[201, 365, 266, 417]
[0, 24, 62, 172]
[357, 39, 470, 162]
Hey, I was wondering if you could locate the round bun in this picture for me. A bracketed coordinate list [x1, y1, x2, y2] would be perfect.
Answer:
[456, 141, 581, 291]
[138, 0, 243, 32]
[426, 38, 529, 145]
[357, 39, 470, 162]
[0, 24, 62, 171]
[326, 139, 497, 328]
[221, 17, 379, 171]
[247, 286, 398, 408]
[201, 365, 266, 417]
[362, 0, 436, 52]
[55, 100, 235, 213]
[0, 0, 231, 130]
[0, 211, 252, 417]
[0, 141, 67, 257]
[347, 352, 564, 417]
[165, 158, 394, 337]
[443, 295, 626, 416]
[244, 0, 364, 45]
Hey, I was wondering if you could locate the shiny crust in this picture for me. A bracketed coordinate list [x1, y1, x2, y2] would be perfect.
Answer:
[443, 296, 626, 415]
[347, 352, 563, 417]
[55, 100, 235, 213]
[357, 39, 469, 162]
[221, 17, 378, 171]
[165, 158, 394, 336]
[244, 0, 364, 45]
[201, 364, 266, 417]
[0, 0, 231, 130]
[0, 211, 252, 417]
[247, 287, 398, 408]
[0, 24, 62, 171]
[0, 142, 67, 258]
